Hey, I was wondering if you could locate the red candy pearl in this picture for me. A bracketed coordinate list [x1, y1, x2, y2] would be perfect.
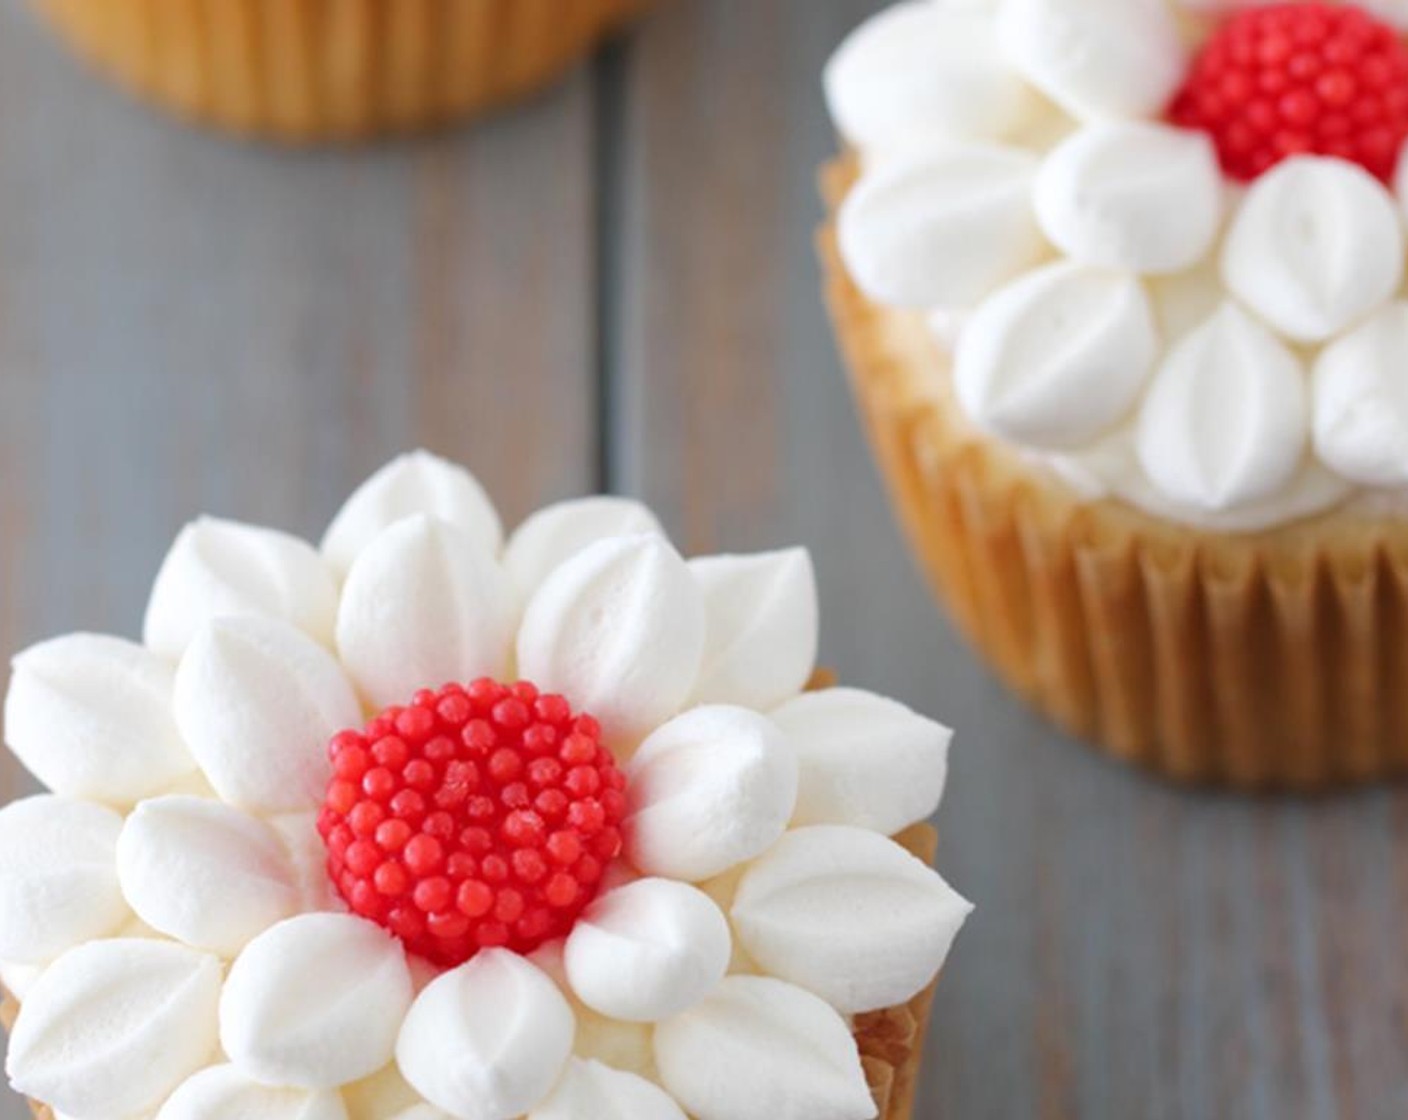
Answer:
[318, 679, 627, 967]
[1169, 2, 1408, 183]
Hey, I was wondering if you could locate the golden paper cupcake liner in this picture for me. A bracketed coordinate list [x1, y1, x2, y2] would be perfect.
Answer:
[820, 156, 1408, 792]
[29, 0, 652, 141]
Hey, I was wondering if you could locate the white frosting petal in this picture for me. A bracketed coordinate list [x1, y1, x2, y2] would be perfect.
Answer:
[174, 617, 361, 813]
[955, 262, 1158, 450]
[564, 878, 731, 1022]
[270, 811, 342, 914]
[4, 633, 194, 805]
[997, 0, 1185, 121]
[1137, 304, 1309, 511]
[156, 1064, 349, 1120]
[505, 497, 665, 602]
[688, 549, 818, 711]
[824, 1, 1038, 160]
[1033, 123, 1223, 273]
[838, 145, 1043, 308]
[1313, 302, 1408, 487]
[1223, 156, 1404, 343]
[6, 939, 221, 1118]
[117, 796, 300, 957]
[143, 518, 338, 659]
[517, 535, 706, 750]
[321, 451, 504, 576]
[396, 949, 574, 1120]
[341, 1065, 439, 1120]
[220, 913, 413, 1089]
[336, 515, 515, 709]
[625, 706, 798, 882]
[0, 795, 128, 964]
[731, 826, 972, 1014]
[771, 688, 950, 835]
[529, 1059, 686, 1120]
[0, 961, 43, 1001]
[654, 976, 875, 1120]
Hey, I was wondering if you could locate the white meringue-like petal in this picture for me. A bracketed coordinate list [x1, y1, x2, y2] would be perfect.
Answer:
[1033, 122, 1223, 273]
[174, 617, 361, 813]
[529, 1059, 687, 1120]
[1313, 302, 1408, 487]
[336, 515, 515, 709]
[517, 535, 705, 750]
[505, 497, 665, 603]
[530, 943, 657, 1080]
[838, 145, 1043, 308]
[4, 633, 194, 805]
[997, 0, 1185, 121]
[396, 949, 574, 1120]
[1136, 304, 1308, 512]
[117, 796, 300, 957]
[625, 706, 798, 882]
[6, 939, 221, 1119]
[564, 878, 731, 1023]
[341, 1065, 441, 1120]
[732, 826, 972, 1014]
[0, 961, 43, 1001]
[321, 451, 504, 576]
[143, 517, 338, 659]
[771, 688, 950, 835]
[955, 262, 1158, 450]
[220, 913, 413, 1089]
[0, 795, 128, 964]
[156, 1064, 349, 1120]
[269, 811, 342, 914]
[1223, 156, 1404, 343]
[688, 549, 818, 711]
[654, 976, 875, 1120]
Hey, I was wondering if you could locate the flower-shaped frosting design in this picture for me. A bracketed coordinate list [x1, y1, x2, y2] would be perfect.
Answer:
[829, 0, 1408, 531]
[0, 451, 971, 1120]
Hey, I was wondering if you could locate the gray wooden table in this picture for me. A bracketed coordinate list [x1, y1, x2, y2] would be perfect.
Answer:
[1, 2, 1405, 1118]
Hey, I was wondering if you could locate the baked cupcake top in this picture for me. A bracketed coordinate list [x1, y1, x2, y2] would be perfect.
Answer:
[829, 0, 1408, 531]
[0, 451, 970, 1120]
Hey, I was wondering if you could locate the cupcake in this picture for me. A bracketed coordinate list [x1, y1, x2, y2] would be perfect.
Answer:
[0, 451, 970, 1120]
[29, 0, 652, 141]
[821, 0, 1408, 790]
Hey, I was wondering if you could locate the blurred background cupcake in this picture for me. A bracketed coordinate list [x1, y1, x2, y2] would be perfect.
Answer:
[28, 0, 653, 141]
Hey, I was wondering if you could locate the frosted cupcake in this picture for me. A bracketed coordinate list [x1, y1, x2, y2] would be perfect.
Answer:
[0, 451, 969, 1120]
[822, 0, 1408, 789]
[29, 0, 652, 140]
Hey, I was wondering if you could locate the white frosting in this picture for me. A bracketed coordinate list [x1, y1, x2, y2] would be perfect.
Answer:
[1313, 302, 1408, 487]
[564, 878, 731, 1022]
[144, 518, 338, 659]
[688, 549, 818, 711]
[654, 976, 875, 1120]
[771, 688, 950, 835]
[220, 913, 413, 1089]
[1033, 123, 1223, 273]
[529, 1059, 687, 1120]
[839, 145, 1043, 308]
[955, 261, 1158, 450]
[0, 795, 128, 964]
[0, 961, 43, 1001]
[625, 706, 798, 882]
[4, 634, 194, 806]
[505, 497, 665, 603]
[156, 1065, 349, 1120]
[117, 796, 299, 956]
[732, 826, 972, 1015]
[517, 535, 706, 750]
[321, 451, 504, 577]
[269, 811, 342, 914]
[174, 617, 361, 813]
[341, 1065, 434, 1120]
[336, 514, 514, 709]
[6, 939, 221, 1118]
[396, 949, 574, 1120]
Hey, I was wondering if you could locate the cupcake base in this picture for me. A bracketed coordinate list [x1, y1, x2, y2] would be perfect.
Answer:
[821, 156, 1408, 792]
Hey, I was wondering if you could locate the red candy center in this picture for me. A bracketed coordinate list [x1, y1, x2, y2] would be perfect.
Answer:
[1169, 2, 1408, 183]
[317, 679, 627, 967]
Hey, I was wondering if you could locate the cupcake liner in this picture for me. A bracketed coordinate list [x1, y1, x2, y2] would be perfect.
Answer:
[29, 0, 652, 141]
[820, 156, 1408, 792]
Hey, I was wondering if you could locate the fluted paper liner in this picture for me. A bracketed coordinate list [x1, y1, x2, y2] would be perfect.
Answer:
[821, 155, 1408, 792]
[29, 0, 652, 141]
